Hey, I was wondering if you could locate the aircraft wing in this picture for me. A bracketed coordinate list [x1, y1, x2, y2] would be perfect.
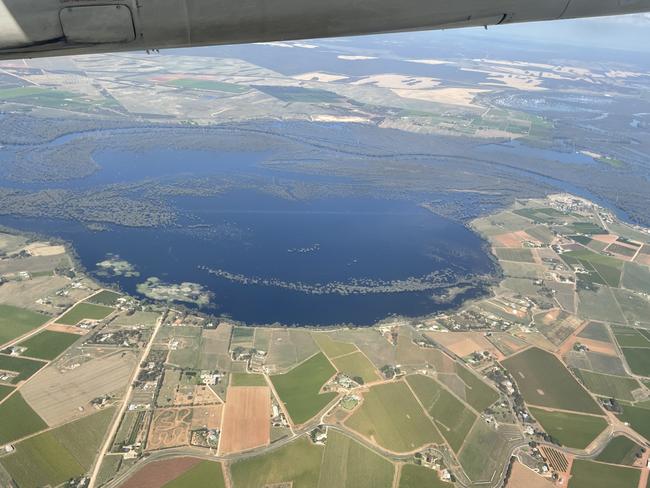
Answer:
[1, 0, 649, 60]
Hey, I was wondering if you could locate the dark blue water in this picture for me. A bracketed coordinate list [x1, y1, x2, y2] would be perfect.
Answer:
[2, 133, 633, 324]
[483, 141, 597, 166]
[0, 191, 494, 326]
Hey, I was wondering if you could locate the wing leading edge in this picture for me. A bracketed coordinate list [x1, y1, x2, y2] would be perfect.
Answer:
[1, 0, 649, 60]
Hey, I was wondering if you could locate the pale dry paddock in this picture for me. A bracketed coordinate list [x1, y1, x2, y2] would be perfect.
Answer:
[218, 386, 271, 455]
[21, 350, 137, 426]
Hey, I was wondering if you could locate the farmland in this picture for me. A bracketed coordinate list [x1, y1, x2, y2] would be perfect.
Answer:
[0, 430, 85, 488]
[16, 330, 80, 360]
[20, 350, 136, 425]
[458, 421, 512, 483]
[270, 352, 337, 425]
[317, 430, 394, 488]
[620, 348, 650, 376]
[574, 370, 641, 401]
[312, 332, 358, 358]
[0, 304, 49, 345]
[167, 78, 248, 93]
[494, 248, 536, 263]
[230, 435, 324, 488]
[345, 381, 442, 452]
[219, 386, 271, 454]
[331, 351, 381, 384]
[596, 436, 642, 465]
[0, 408, 114, 488]
[230, 372, 267, 386]
[163, 461, 226, 488]
[398, 464, 453, 488]
[529, 408, 607, 449]
[231, 326, 255, 349]
[455, 363, 500, 412]
[0, 392, 47, 444]
[88, 290, 123, 306]
[618, 405, 650, 440]
[561, 249, 623, 287]
[502, 347, 601, 414]
[57, 302, 113, 325]
[568, 460, 641, 488]
[0, 384, 14, 401]
[120, 458, 203, 488]
[611, 326, 650, 348]
[406, 374, 477, 452]
[0, 354, 46, 384]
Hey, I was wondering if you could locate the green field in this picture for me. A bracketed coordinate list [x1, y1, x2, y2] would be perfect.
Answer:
[346, 381, 442, 453]
[231, 326, 255, 348]
[575, 370, 641, 401]
[567, 222, 608, 235]
[168, 78, 248, 93]
[231, 435, 323, 488]
[0, 392, 47, 444]
[0, 304, 49, 345]
[51, 407, 115, 467]
[163, 461, 226, 488]
[87, 290, 122, 306]
[0, 407, 114, 488]
[0, 354, 46, 384]
[577, 322, 611, 342]
[230, 372, 267, 387]
[562, 249, 623, 287]
[622, 262, 650, 294]
[96, 454, 123, 487]
[168, 326, 203, 369]
[620, 348, 650, 376]
[317, 430, 394, 488]
[494, 248, 536, 263]
[0, 384, 14, 402]
[271, 352, 337, 425]
[0, 430, 84, 488]
[255, 85, 343, 103]
[398, 464, 453, 488]
[458, 421, 511, 482]
[529, 408, 607, 449]
[568, 460, 640, 488]
[612, 326, 650, 348]
[455, 364, 500, 412]
[406, 375, 476, 452]
[312, 333, 357, 358]
[331, 351, 381, 384]
[596, 436, 642, 465]
[577, 287, 626, 323]
[57, 302, 113, 325]
[513, 207, 566, 224]
[502, 347, 601, 414]
[613, 289, 650, 325]
[16, 330, 80, 360]
[619, 405, 650, 440]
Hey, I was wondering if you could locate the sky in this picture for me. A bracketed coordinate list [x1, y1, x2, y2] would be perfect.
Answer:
[463, 13, 650, 52]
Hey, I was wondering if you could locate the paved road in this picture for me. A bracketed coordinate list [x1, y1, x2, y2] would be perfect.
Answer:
[88, 310, 167, 488]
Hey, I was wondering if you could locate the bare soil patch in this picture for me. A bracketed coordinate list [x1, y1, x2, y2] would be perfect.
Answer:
[191, 404, 223, 430]
[507, 461, 555, 488]
[218, 386, 271, 454]
[119, 457, 200, 488]
[426, 331, 502, 359]
[493, 231, 541, 248]
[46, 324, 86, 335]
[147, 407, 193, 450]
[575, 338, 617, 356]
